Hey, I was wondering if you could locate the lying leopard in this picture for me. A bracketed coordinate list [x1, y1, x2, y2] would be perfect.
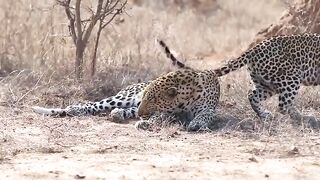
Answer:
[33, 40, 224, 131]
[138, 34, 319, 129]
[137, 68, 221, 131]
[32, 82, 149, 121]
[32, 40, 191, 123]
[127, 39, 223, 131]
[135, 40, 224, 131]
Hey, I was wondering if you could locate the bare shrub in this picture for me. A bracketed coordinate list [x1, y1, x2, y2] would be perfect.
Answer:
[56, 0, 128, 80]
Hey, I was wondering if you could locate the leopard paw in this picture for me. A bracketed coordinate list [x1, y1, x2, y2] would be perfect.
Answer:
[109, 108, 125, 122]
[135, 120, 151, 130]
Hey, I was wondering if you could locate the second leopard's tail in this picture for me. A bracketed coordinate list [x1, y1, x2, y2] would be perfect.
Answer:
[157, 39, 192, 70]
[213, 54, 250, 77]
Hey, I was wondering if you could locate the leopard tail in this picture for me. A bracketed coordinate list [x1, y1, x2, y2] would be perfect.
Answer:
[157, 39, 191, 69]
[213, 54, 250, 77]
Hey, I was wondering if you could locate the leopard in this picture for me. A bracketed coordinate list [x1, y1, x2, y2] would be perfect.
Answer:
[32, 82, 149, 122]
[32, 39, 191, 123]
[135, 39, 223, 131]
[138, 34, 320, 130]
[137, 68, 221, 131]
[212, 33, 319, 128]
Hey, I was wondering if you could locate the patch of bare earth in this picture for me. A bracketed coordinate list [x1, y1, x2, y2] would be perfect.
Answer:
[0, 105, 319, 179]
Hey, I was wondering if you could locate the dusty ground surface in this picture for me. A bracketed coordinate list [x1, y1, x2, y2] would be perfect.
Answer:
[1, 106, 320, 180]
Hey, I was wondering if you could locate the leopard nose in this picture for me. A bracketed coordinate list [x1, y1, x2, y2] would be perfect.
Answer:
[137, 108, 152, 119]
[137, 108, 145, 117]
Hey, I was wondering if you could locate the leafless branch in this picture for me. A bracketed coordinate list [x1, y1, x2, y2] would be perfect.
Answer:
[82, 0, 103, 45]
[56, 0, 77, 44]
[102, 0, 127, 28]
[56, 0, 128, 79]
[75, 0, 82, 41]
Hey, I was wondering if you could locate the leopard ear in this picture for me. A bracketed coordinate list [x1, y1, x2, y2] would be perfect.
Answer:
[166, 87, 178, 98]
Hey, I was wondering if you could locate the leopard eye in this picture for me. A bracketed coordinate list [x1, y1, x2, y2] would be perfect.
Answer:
[166, 87, 178, 98]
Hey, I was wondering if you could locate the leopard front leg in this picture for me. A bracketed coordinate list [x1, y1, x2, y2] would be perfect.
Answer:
[135, 112, 191, 130]
[187, 109, 232, 131]
[135, 113, 175, 130]
[187, 109, 216, 131]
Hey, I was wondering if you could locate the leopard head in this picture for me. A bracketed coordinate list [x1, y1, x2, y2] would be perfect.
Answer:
[137, 69, 196, 118]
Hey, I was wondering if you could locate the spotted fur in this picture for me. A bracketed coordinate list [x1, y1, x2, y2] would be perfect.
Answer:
[32, 82, 148, 121]
[213, 33, 319, 127]
[137, 68, 220, 131]
[32, 40, 189, 122]
[137, 40, 223, 131]
[157, 39, 191, 69]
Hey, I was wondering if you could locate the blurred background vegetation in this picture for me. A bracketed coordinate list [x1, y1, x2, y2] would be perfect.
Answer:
[0, 0, 319, 128]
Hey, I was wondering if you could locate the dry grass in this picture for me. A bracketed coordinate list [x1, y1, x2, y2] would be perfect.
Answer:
[0, 0, 320, 179]
[0, 0, 288, 110]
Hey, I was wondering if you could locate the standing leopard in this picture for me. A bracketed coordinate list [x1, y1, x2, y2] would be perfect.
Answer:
[216, 34, 319, 127]
[138, 34, 319, 129]
[212, 34, 319, 127]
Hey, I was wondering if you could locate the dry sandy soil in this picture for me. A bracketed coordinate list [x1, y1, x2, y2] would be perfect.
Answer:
[1, 105, 320, 180]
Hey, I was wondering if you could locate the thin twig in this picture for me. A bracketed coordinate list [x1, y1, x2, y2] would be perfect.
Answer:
[15, 73, 44, 104]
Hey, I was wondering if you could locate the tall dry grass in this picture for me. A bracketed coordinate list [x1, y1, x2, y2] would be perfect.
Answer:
[0, 0, 286, 77]
[2, 0, 319, 129]
[0, 0, 285, 99]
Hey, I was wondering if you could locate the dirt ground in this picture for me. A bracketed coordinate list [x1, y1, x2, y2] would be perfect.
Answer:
[1, 106, 319, 180]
